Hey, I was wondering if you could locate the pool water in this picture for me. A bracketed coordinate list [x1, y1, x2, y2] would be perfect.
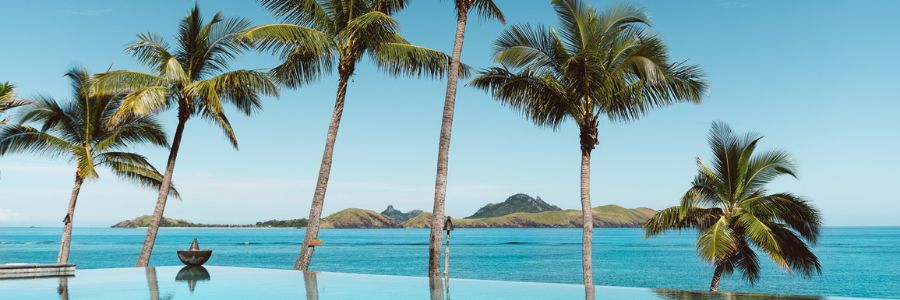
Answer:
[0, 266, 874, 300]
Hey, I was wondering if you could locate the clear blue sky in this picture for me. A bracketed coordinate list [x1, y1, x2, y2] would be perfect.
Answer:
[1, 0, 898, 227]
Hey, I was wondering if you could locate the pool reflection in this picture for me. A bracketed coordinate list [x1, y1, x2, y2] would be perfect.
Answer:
[654, 289, 824, 300]
[72, 266, 834, 300]
[175, 266, 211, 293]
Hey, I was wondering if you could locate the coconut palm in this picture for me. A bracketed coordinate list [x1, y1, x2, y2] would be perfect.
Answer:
[0, 67, 177, 264]
[93, 5, 279, 267]
[1, 82, 27, 126]
[644, 122, 822, 292]
[427, 0, 504, 278]
[1, 82, 27, 178]
[241, 0, 461, 271]
[470, 0, 706, 288]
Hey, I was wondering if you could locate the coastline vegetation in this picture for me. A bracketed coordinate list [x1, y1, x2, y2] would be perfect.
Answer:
[111, 215, 309, 228]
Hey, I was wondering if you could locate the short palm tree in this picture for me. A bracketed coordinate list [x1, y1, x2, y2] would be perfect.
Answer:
[94, 5, 279, 267]
[644, 122, 822, 292]
[1, 82, 27, 126]
[0, 67, 177, 264]
[242, 0, 460, 271]
[428, 0, 504, 278]
[471, 0, 706, 288]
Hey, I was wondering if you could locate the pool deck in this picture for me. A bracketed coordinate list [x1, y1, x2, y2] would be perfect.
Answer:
[0, 263, 75, 279]
[0, 266, 879, 299]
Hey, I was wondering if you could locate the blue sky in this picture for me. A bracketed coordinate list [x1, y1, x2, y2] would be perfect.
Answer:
[1, 0, 898, 227]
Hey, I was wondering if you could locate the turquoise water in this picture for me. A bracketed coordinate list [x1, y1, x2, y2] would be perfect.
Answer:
[0, 266, 866, 300]
[0, 227, 897, 299]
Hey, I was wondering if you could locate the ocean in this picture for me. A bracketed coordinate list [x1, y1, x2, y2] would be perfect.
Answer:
[0, 227, 897, 299]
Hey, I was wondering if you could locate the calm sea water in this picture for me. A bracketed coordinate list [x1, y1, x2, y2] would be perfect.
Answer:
[0, 227, 897, 299]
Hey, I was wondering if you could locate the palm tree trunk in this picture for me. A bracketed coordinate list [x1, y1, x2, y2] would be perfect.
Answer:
[429, 6, 469, 278]
[579, 148, 594, 287]
[136, 115, 188, 267]
[578, 120, 598, 288]
[57, 174, 83, 264]
[295, 65, 353, 271]
[710, 262, 725, 292]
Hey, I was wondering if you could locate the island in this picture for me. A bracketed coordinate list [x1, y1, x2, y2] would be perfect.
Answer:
[111, 216, 308, 228]
[112, 193, 655, 229]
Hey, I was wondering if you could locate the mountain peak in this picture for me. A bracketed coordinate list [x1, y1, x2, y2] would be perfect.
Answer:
[466, 194, 562, 219]
[380, 205, 423, 222]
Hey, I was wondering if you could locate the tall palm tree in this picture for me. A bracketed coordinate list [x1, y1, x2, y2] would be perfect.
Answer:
[470, 0, 706, 289]
[94, 5, 279, 267]
[242, 0, 461, 271]
[427, 0, 504, 278]
[0, 67, 177, 264]
[1, 82, 27, 126]
[644, 122, 822, 292]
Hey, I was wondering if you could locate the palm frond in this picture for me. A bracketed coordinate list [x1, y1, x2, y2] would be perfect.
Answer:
[240, 24, 335, 88]
[696, 216, 737, 262]
[371, 42, 463, 79]
[470, 67, 572, 129]
[259, 0, 336, 30]
[99, 152, 180, 199]
[493, 24, 567, 73]
[0, 125, 75, 158]
[126, 33, 176, 74]
[188, 70, 279, 116]
[470, 0, 505, 23]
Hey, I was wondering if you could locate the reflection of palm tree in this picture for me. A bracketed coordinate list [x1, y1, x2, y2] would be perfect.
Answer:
[145, 267, 159, 300]
[56, 276, 68, 300]
[303, 272, 318, 300]
[654, 289, 823, 300]
[428, 276, 444, 300]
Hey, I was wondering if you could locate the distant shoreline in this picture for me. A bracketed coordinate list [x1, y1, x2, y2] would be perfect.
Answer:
[3, 226, 895, 229]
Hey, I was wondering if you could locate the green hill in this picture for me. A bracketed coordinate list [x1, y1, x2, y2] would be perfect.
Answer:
[320, 208, 402, 228]
[111, 215, 196, 228]
[467, 193, 562, 218]
[403, 205, 655, 228]
[111, 216, 308, 228]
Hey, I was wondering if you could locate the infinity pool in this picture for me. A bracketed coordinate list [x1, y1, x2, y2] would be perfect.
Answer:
[0, 266, 872, 299]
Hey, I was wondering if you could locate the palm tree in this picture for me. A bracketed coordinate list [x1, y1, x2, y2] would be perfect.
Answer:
[241, 0, 461, 271]
[427, 0, 504, 278]
[644, 122, 822, 292]
[0, 82, 27, 179]
[0, 67, 177, 264]
[470, 0, 707, 289]
[1, 82, 27, 126]
[93, 5, 279, 267]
